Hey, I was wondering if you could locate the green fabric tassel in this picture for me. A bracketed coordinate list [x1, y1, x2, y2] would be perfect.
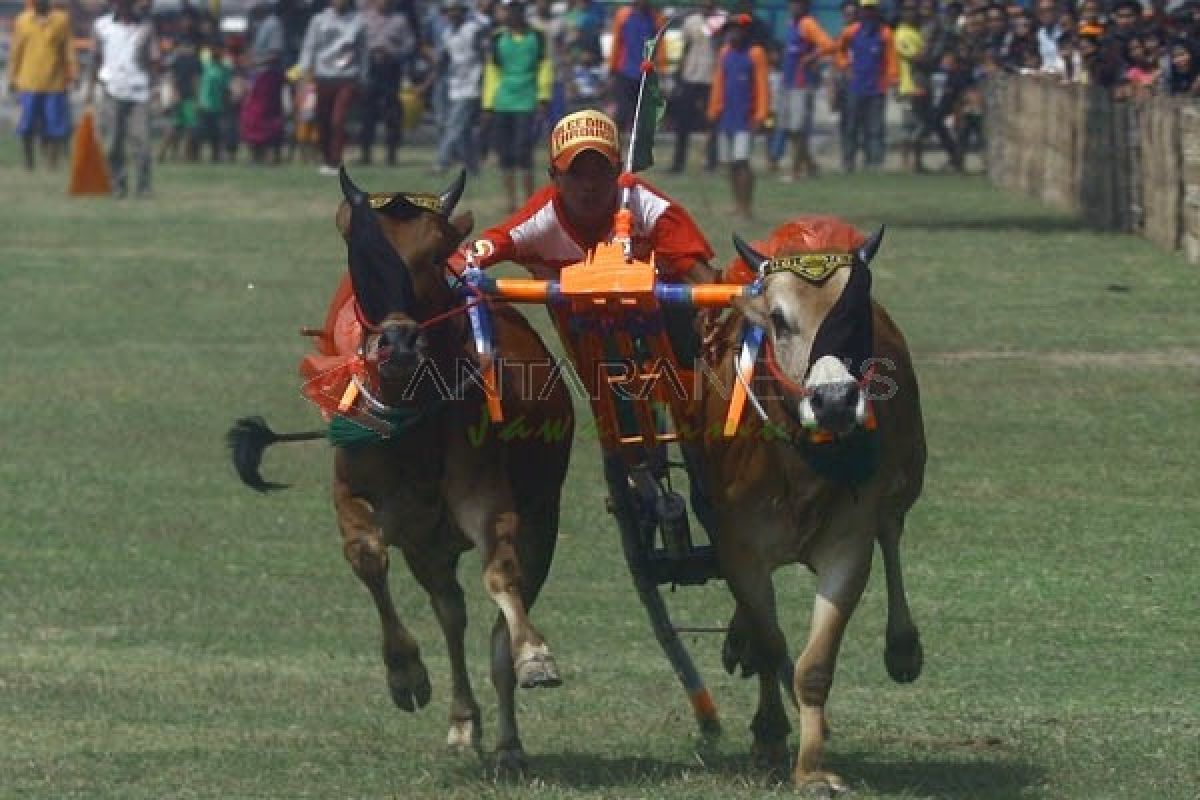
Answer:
[327, 404, 442, 448]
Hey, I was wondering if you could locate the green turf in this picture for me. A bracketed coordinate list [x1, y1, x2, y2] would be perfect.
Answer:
[1, 142, 1198, 799]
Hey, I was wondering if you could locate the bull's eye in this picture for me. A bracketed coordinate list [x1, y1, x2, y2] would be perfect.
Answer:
[770, 309, 791, 336]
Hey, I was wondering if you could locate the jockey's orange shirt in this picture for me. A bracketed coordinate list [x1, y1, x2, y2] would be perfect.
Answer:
[466, 177, 715, 279]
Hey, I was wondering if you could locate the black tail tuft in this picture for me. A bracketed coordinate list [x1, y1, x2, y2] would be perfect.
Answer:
[227, 416, 291, 492]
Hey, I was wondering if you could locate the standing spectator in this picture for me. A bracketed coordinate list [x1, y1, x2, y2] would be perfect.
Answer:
[483, 0, 552, 213]
[1036, 0, 1066, 74]
[529, 0, 567, 128]
[157, 17, 201, 163]
[360, 0, 414, 166]
[983, 3, 1009, 67]
[1078, 0, 1105, 37]
[608, 0, 665, 131]
[829, 0, 859, 160]
[298, 0, 367, 176]
[434, 0, 488, 175]
[726, 0, 778, 49]
[1166, 38, 1200, 95]
[1109, 0, 1143, 51]
[707, 14, 769, 219]
[240, 0, 287, 164]
[421, 1, 452, 162]
[8, 0, 76, 170]
[835, 0, 897, 173]
[775, 0, 833, 181]
[1124, 34, 1161, 94]
[563, 0, 604, 61]
[86, 0, 158, 198]
[911, 0, 961, 171]
[196, 39, 232, 162]
[566, 45, 607, 111]
[670, 0, 724, 174]
[895, 0, 924, 172]
[1005, 10, 1040, 71]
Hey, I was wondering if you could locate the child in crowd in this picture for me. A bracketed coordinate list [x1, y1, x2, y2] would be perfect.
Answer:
[196, 39, 233, 162]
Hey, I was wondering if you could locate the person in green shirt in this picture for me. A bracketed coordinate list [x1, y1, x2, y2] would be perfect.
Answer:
[483, 0, 553, 213]
[197, 39, 233, 162]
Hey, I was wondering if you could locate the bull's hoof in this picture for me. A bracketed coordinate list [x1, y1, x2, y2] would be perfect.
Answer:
[387, 659, 432, 711]
[884, 628, 923, 684]
[494, 744, 529, 776]
[515, 647, 561, 689]
[446, 715, 483, 755]
[794, 770, 850, 797]
[751, 738, 791, 774]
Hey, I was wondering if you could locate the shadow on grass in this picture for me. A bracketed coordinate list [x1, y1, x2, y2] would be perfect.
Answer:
[831, 751, 1045, 799]
[447, 748, 1043, 797]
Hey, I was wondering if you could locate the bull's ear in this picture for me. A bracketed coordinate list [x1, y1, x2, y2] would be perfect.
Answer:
[339, 166, 414, 326]
[732, 233, 770, 279]
[857, 225, 885, 266]
[731, 292, 770, 331]
[439, 170, 467, 217]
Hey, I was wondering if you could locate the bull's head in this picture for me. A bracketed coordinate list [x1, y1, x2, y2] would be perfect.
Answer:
[336, 167, 473, 395]
[732, 227, 883, 436]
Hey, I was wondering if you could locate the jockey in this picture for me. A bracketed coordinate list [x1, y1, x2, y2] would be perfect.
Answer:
[458, 108, 718, 286]
[457, 108, 719, 368]
[458, 108, 720, 536]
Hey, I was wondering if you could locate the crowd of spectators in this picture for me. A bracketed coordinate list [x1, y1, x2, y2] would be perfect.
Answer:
[8, 0, 1200, 191]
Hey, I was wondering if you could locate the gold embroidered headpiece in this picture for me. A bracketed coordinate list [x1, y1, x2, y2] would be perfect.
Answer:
[369, 192, 444, 216]
[762, 253, 857, 284]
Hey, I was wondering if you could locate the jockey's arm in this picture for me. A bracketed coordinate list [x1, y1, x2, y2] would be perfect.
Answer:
[670, 259, 719, 285]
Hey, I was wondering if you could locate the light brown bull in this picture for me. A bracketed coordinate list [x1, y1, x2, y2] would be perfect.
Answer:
[694, 217, 926, 793]
[228, 170, 574, 771]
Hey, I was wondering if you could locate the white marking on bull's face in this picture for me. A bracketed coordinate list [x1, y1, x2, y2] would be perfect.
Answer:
[806, 354, 854, 389]
[798, 355, 854, 430]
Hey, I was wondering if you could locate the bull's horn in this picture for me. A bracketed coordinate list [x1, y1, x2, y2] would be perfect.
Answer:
[439, 169, 467, 216]
[858, 225, 885, 265]
[339, 165, 367, 206]
[732, 233, 770, 277]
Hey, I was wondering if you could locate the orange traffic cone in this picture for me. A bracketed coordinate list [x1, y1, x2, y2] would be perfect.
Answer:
[69, 107, 111, 196]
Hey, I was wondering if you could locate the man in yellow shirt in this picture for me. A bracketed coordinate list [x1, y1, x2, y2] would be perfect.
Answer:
[7, 0, 76, 170]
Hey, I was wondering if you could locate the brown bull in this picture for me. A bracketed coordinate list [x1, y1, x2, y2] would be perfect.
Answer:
[227, 170, 574, 771]
[695, 217, 926, 793]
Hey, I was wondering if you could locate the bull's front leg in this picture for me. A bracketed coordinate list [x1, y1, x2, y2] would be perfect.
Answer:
[332, 479, 431, 711]
[793, 531, 874, 794]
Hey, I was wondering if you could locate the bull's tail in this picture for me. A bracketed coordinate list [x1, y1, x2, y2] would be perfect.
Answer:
[227, 416, 325, 492]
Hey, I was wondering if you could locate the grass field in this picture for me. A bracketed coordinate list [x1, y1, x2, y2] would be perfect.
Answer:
[2, 141, 1198, 800]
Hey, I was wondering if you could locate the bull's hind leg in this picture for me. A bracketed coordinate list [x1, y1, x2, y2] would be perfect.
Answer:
[489, 502, 561, 772]
[453, 499, 559, 691]
[878, 510, 923, 683]
[333, 481, 430, 711]
[399, 537, 482, 754]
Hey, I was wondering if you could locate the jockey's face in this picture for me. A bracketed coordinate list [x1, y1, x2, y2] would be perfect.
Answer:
[552, 149, 620, 233]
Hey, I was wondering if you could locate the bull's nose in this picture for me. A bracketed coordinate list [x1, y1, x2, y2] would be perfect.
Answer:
[810, 381, 859, 431]
[380, 322, 421, 367]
